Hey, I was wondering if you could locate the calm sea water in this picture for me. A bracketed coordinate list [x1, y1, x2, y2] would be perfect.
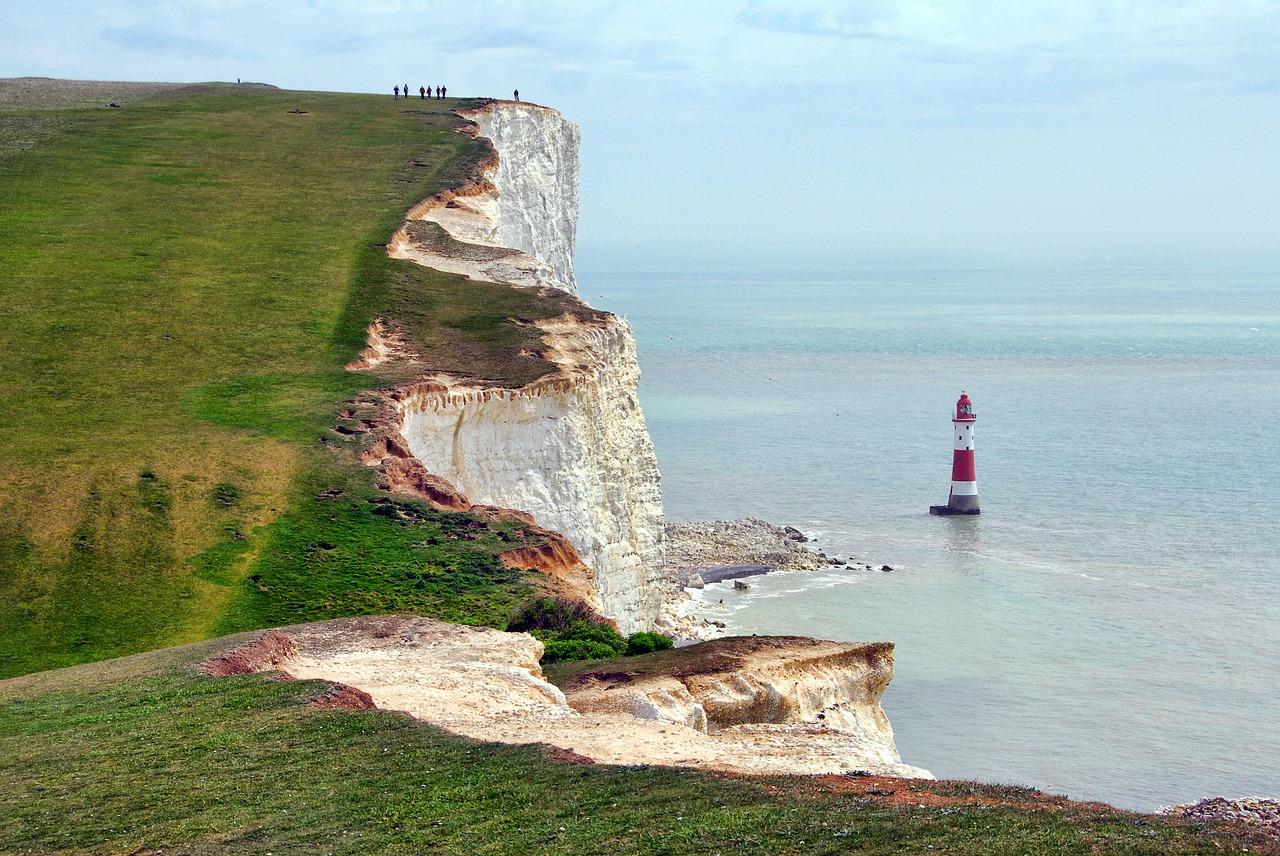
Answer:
[577, 246, 1280, 812]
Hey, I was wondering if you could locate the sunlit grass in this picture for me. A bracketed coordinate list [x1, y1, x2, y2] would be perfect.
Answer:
[0, 83, 582, 677]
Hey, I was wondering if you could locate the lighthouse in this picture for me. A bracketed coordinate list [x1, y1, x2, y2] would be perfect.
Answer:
[929, 392, 980, 516]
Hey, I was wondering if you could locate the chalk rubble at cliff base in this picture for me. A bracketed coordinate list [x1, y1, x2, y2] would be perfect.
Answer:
[657, 518, 835, 639]
[665, 518, 830, 577]
[258, 616, 930, 780]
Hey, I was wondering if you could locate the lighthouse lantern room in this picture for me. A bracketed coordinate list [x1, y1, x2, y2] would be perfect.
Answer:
[929, 391, 980, 516]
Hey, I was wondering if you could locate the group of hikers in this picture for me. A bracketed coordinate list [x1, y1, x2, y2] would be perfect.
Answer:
[395, 84, 446, 100]
[393, 85, 524, 102]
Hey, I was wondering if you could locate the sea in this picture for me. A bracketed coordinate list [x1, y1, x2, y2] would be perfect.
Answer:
[577, 244, 1280, 813]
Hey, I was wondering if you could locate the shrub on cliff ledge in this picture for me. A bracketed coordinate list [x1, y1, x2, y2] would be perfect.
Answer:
[507, 597, 599, 634]
[508, 598, 673, 663]
[625, 631, 675, 656]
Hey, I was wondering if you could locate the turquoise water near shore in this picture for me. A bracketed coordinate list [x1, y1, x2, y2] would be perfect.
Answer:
[578, 247, 1280, 812]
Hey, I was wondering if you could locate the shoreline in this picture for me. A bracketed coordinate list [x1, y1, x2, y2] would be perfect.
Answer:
[680, 564, 776, 585]
[659, 517, 899, 639]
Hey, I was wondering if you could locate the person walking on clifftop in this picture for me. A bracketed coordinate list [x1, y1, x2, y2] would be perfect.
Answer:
[514, 89, 519, 101]
[419, 86, 426, 99]
[393, 85, 399, 100]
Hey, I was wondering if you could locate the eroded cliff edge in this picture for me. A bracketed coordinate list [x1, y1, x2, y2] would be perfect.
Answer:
[356, 101, 664, 634]
[216, 616, 931, 779]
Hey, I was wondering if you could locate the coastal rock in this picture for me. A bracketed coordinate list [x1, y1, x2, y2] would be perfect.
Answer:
[783, 526, 808, 542]
[389, 102, 579, 295]
[658, 518, 829, 639]
[462, 103, 580, 295]
[561, 636, 904, 747]
[251, 616, 929, 780]
[1161, 797, 1280, 838]
[664, 518, 828, 574]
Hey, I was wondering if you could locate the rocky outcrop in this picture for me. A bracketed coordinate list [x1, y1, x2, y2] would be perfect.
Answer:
[561, 636, 907, 771]
[358, 101, 665, 634]
[388, 102, 578, 295]
[252, 616, 929, 779]
[1162, 797, 1280, 838]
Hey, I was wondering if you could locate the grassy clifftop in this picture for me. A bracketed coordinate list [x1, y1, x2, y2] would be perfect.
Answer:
[1, 633, 1266, 855]
[0, 81, 586, 678]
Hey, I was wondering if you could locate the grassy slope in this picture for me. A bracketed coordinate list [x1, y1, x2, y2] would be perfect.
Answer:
[0, 84, 589, 678]
[0, 641, 1269, 856]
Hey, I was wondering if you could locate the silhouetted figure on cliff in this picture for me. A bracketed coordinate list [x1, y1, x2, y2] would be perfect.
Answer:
[441, 86, 447, 98]
[435, 86, 441, 99]
[394, 85, 400, 100]
[420, 86, 425, 99]
[514, 89, 519, 101]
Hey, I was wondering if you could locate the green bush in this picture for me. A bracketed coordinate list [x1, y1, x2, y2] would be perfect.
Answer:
[507, 597, 599, 634]
[560, 621, 626, 650]
[509, 598, 675, 663]
[625, 631, 675, 656]
[541, 639, 622, 663]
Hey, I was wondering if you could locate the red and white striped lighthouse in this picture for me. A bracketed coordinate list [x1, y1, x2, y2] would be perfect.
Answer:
[929, 392, 980, 516]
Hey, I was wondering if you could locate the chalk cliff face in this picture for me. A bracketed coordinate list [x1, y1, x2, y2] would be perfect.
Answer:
[368, 101, 664, 633]
[462, 103, 580, 295]
[393, 313, 665, 633]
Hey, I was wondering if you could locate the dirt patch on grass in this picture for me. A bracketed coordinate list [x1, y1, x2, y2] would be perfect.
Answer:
[309, 682, 377, 710]
[201, 630, 297, 676]
[541, 745, 596, 765]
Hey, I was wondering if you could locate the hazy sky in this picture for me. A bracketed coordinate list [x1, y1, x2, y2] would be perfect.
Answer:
[4, 1, 1278, 255]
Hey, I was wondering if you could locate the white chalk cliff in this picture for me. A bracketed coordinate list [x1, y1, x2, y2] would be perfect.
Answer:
[465, 104, 580, 295]
[371, 102, 665, 634]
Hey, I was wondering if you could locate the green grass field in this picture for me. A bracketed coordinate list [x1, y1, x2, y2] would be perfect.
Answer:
[0, 82, 586, 678]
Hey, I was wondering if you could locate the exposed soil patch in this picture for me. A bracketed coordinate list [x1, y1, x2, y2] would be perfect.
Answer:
[541, 745, 596, 765]
[201, 631, 297, 677]
[309, 682, 377, 710]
